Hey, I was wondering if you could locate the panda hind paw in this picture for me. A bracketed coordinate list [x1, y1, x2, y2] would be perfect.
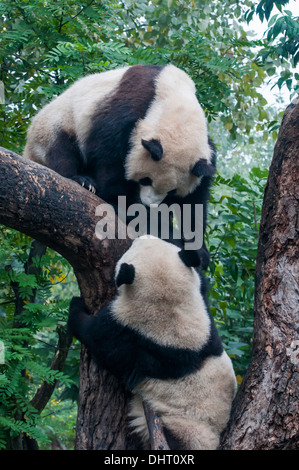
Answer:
[71, 176, 97, 194]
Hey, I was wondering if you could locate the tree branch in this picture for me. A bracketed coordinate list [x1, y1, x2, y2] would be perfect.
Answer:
[143, 401, 170, 450]
[0, 147, 130, 310]
[30, 325, 73, 414]
[0, 147, 134, 448]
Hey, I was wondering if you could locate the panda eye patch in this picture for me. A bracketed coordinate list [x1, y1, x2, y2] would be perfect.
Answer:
[139, 177, 152, 186]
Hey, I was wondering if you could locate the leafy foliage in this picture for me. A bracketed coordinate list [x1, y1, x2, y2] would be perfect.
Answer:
[0, 0, 129, 151]
[0, 229, 79, 449]
[245, 1, 299, 94]
[256, 0, 290, 22]
[207, 168, 269, 377]
[1, 0, 297, 152]
[113, 0, 272, 134]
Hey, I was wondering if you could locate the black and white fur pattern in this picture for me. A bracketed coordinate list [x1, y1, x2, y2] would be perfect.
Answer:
[68, 236, 236, 450]
[24, 64, 216, 269]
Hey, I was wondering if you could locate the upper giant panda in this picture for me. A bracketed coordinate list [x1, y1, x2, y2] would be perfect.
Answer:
[24, 64, 216, 269]
[68, 236, 236, 450]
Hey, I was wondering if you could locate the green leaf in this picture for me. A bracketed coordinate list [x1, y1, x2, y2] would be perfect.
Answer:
[268, 13, 278, 27]
[250, 167, 269, 178]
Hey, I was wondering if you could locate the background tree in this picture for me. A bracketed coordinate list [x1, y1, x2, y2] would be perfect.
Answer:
[220, 97, 299, 450]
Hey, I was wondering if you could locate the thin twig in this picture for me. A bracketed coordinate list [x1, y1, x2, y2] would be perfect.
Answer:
[143, 400, 170, 450]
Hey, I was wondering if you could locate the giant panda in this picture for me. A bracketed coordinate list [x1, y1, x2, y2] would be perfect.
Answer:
[67, 236, 236, 450]
[23, 64, 216, 269]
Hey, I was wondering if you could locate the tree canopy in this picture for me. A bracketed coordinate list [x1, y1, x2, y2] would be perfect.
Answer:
[1, 0, 298, 150]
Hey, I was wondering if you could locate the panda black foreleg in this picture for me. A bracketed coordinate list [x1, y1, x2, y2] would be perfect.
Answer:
[173, 186, 211, 270]
[67, 296, 94, 344]
[45, 130, 97, 193]
[67, 297, 118, 358]
[68, 297, 141, 386]
[196, 241, 210, 271]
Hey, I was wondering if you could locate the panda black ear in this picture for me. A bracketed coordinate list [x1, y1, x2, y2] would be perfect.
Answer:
[116, 263, 135, 288]
[191, 159, 216, 177]
[141, 139, 163, 161]
[178, 249, 201, 268]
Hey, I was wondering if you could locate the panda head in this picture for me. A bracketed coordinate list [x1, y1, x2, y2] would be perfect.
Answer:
[114, 236, 202, 308]
[125, 65, 216, 207]
[113, 236, 210, 349]
[115, 235, 201, 292]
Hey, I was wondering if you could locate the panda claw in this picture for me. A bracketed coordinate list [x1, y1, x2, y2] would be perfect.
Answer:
[88, 184, 96, 194]
[79, 180, 96, 194]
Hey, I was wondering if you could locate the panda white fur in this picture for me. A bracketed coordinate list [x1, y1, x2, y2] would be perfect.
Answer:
[24, 64, 216, 269]
[68, 236, 236, 450]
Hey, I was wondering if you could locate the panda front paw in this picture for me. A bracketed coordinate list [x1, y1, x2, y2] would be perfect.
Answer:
[71, 175, 97, 194]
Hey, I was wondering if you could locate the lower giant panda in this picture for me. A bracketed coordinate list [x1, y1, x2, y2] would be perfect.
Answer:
[68, 236, 236, 450]
[23, 64, 216, 269]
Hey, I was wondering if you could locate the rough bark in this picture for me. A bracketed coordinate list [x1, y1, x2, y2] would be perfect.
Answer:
[220, 98, 299, 450]
[0, 147, 130, 312]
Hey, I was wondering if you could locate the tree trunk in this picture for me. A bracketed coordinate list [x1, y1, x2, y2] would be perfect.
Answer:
[220, 98, 299, 450]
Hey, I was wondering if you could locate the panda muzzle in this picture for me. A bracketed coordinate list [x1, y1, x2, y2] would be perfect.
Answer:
[139, 185, 167, 206]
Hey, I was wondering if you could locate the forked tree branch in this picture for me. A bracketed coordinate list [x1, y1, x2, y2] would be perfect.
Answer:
[0, 147, 129, 311]
[30, 324, 73, 414]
